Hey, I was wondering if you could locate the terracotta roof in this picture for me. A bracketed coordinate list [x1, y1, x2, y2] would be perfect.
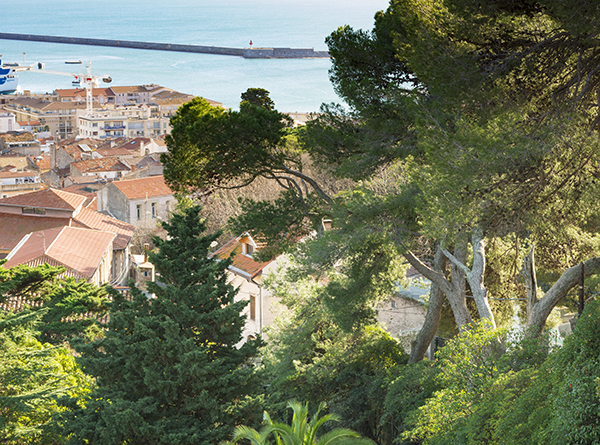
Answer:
[74, 208, 135, 250]
[212, 233, 273, 279]
[0, 188, 87, 211]
[0, 203, 133, 253]
[95, 137, 128, 151]
[17, 120, 42, 126]
[0, 214, 72, 253]
[96, 147, 135, 157]
[35, 155, 51, 170]
[71, 157, 131, 173]
[60, 183, 100, 210]
[110, 85, 150, 94]
[61, 145, 84, 159]
[43, 101, 90, 111]
[54, 88, 114, 98]
[111, 175, 173, 199]
[0, 170, 39, 178]
[113, 137, 152, 152]
[4, 226, 115, 279]
[5, 97, 53, 110]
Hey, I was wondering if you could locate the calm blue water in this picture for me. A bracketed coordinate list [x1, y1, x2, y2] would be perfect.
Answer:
[2, 0, 389, 111]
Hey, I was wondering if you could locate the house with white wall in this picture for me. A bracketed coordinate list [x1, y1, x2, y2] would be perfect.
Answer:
[0, 112, 18, 132]
[70, 157, 131, 179]
[96, 175, 175, 230]
[211, 232, 285, 344]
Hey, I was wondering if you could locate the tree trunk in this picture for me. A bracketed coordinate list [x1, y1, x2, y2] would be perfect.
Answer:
[467, 229, 495, 328]
[408, 246, 446, 363]
[447, 237, 472, 329]
[526, 255, 600, 336]
[441, 227, 495, 328]
[404, 241, 473, 362]
[521, 245, 537, 326]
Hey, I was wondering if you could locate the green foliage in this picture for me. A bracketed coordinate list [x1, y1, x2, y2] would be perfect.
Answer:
[241, 88, 275, 111]
[546, 300, 600, 444]
[0, 262, 63, 303]
[400, 323, 557, 445]
[0, 261, 109, 345]
[262, 272, 407, 444]
[163, 96, 292, 195]
[382, 361, 441, 445]
[30, 278, 110, 345]
[224, 401, 375, 445]
[395, 302, 600, 445]
[402, 324, 506, 444]
[0, 310, 93, 445]
[61, 206, 264, 445]
[229, 191, 317, 262]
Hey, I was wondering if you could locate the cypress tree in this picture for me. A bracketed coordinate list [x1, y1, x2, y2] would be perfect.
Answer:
[62, 206, 263, 445]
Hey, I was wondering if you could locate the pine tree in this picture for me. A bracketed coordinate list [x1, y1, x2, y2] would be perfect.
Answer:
[61, 206, 263, 445]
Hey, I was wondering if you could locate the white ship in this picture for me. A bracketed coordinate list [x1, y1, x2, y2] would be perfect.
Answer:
[0, 59, 19, 94]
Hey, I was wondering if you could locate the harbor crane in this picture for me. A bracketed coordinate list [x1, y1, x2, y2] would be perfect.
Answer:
[36, 61, 112, 112]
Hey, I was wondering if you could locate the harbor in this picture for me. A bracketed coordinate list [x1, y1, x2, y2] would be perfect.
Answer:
[0, 33, 330, 59]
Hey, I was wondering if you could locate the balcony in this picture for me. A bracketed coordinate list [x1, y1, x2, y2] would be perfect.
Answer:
[102, 125, 126, 130]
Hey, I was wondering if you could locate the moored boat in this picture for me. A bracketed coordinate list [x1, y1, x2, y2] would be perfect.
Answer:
[0, 59, 19, 94]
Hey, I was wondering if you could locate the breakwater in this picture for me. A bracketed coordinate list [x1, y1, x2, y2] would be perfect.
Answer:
[0, 33, 329, 59]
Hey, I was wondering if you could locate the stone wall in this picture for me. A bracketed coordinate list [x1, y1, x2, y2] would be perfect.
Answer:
[97, 182, 130, 223]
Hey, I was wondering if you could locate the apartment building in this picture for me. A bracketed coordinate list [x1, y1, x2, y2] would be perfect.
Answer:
[2, 97, 91, 139]
[77, 104, 169, 139]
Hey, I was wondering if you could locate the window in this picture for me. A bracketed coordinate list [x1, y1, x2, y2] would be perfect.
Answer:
[22, 207, 45, 215]
[244, 243, 254, 257]
[249, 295, 256, 321]
[136, 204, 141, 220]
[151, 202, 156, 218]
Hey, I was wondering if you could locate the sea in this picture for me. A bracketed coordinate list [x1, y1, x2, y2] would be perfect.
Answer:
[1, 0, 390, 112]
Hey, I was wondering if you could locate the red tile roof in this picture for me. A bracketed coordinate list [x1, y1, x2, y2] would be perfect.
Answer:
[0, 214, 72, 254]
[55, 88, 113, 98]
[71, 157, 131, 174]
[112, 175, 173, 199]
[113, 137, 152, 152]
[4, 226, 115, 279]
[96, 147, 136, 157]
[75, 208, 134, 250]
[17, 120, 42, 126]
[35, 155, 51, 170]
[0, 188, 87, 211]
[60, 183, 99, 210]
[0, 171, 39, 179]
[212, 234, 273, 279]
[0, 189, 134, 253]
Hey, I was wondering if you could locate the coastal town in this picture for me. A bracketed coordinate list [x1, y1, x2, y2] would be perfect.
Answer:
[4, 0, 600, 442]
[0, 81, 327, 340]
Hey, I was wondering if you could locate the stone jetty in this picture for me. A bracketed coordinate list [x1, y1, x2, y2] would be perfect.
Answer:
[0, 33, 330, 59]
